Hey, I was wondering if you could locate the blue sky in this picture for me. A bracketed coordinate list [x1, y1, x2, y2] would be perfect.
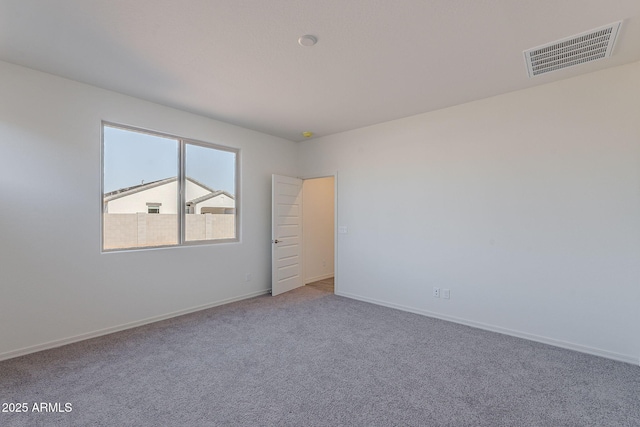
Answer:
[103, 126, 236, 194]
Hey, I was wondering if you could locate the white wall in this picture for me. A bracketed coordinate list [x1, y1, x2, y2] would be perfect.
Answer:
[1, 58, 638, 365]
[0, 60, 298, 359]
[298, 61, 640, 364]
[302, 177, 335, 283]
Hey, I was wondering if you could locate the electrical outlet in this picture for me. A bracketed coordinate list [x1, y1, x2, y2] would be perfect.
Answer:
[443, 288, 450, 299]
[433, 287, 440, 298]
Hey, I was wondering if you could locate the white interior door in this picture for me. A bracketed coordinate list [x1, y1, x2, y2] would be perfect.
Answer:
[272, 174, 303, 296]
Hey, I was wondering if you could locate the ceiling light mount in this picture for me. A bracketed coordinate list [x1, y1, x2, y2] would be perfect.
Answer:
[298, 35, 317, 47]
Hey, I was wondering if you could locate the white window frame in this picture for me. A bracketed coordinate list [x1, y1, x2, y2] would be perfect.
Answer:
[101, 122, 240, 252]
[146, 202, 161, 214]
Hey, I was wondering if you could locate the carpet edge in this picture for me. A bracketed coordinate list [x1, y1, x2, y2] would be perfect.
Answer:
[0, 288, 270, 362]
[336, 290, 639, 366]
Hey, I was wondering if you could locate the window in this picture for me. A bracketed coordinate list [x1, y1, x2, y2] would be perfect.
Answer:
[102, 123, 239, 251]
[146, 203, 161, 214]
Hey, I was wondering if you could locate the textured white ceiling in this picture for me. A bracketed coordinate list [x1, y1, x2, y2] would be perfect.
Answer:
[1, 0, 639, 142]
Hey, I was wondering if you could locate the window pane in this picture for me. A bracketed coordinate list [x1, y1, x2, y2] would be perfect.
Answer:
[184, 143, 236, 242]
[103, 126, 179, 250]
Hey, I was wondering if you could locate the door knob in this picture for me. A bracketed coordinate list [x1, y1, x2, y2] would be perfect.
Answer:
[274, 239, 280, 244]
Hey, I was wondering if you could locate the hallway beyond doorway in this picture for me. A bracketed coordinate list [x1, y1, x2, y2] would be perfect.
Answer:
[306, 277, 334, 294]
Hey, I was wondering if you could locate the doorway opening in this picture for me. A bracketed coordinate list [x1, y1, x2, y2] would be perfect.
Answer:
[302, 176, 336, 294]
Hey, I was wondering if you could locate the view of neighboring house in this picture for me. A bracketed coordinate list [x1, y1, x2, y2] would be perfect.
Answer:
[102, 177, 236, 249]
[103, 177, 235, 214]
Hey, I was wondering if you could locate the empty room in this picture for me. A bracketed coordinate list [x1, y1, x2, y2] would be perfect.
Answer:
[1, 1, 639, 426]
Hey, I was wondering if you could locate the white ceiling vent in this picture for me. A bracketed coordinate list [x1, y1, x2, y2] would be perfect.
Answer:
[524, 21, 622, 77]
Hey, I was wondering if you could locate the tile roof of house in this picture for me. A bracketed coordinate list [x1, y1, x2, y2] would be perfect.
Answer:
[103, 177, 221, 202]
[187, 190, 235, 205]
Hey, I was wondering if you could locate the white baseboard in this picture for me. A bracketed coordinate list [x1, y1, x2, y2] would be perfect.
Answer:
[305, 273, 334, 284]
[4, 288, 637, 367]
[0, 289, 270, 362]
[336, 291, 639, 366]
